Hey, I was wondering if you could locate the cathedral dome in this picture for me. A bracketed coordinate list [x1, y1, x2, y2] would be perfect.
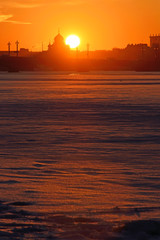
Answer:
[48, 32, 70, 58]
[54, 33, 64, 43]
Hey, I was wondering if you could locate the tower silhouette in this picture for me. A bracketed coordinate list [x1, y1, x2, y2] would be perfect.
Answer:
[15, 41, 19, 56]
[8, 42, 11, 55]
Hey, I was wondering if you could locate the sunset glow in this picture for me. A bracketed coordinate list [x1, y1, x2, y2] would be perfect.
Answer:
[65, 35, 80, 49]
[1, 0, 160, 51]
[0, 0, 160, 238]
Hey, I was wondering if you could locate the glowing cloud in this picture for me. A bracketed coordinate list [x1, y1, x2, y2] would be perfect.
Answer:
[0, 1, 43, 9]
[0, 14, 13, 22]
[0, 14, 31, 24]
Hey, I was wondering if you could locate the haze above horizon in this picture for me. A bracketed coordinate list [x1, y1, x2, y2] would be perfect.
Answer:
[0, 0, 160, 51]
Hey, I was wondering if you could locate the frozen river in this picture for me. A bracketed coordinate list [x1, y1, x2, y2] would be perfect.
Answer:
[0, 71, 160, 239]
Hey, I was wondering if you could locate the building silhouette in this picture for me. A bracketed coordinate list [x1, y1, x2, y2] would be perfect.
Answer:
[1, 33, 160, 71]
[48, 32, 70, 58]
[150, 35, 160, 49]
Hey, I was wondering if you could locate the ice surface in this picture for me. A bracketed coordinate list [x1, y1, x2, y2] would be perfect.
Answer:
[0, 72, 160, 239]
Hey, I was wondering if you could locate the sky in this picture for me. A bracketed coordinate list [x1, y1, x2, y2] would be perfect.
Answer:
[0, 0, 160, 51]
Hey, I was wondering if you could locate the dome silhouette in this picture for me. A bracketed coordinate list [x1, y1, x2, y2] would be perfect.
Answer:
[48, 32, 70, 58]
[54, 33, 64, 43]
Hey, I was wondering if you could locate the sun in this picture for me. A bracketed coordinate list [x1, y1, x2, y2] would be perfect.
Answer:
[65, 35, 80, 49]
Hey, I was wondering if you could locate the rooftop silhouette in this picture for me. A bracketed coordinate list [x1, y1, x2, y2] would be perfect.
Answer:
[0, 33, 160, 72]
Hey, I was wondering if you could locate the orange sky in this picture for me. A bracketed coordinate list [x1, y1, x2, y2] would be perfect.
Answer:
[0, 0, 160, 51]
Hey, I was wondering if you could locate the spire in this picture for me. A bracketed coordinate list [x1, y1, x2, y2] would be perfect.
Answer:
[8, 42, 11, 55]
[15, 40, 19, 56]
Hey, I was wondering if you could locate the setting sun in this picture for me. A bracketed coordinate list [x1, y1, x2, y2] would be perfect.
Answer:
[65, 35, 80, 49]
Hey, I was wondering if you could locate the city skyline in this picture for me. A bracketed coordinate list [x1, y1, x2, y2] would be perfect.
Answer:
[0, 0, 160, 51]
